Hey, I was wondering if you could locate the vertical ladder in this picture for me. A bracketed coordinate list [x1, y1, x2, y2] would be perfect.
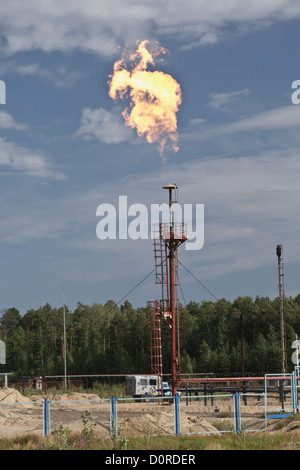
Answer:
[153, 224, 169, 307]
[147, 301, 163, 396]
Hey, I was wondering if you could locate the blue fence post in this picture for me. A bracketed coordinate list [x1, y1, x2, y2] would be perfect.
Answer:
[234, 392, 240, 434]
[174, 393, 181, 436]
[110, 396, 117, 438]
[295, 369, 299, 414]
[292, 370, 298, 415]
[44, 398, 49, 436]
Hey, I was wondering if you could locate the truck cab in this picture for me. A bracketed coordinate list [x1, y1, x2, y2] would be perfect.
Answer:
[163, 382, 181, 397]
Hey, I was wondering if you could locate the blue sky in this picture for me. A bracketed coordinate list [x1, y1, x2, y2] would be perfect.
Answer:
[1, 0, 300, 314]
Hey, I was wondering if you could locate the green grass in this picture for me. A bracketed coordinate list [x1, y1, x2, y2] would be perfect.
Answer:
[18, 381, 125, 399]
[125, 431, 296, 451]
[0, 429, 297, 450]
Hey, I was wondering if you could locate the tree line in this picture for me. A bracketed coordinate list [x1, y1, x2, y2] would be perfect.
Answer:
[1, 294, 300, 381]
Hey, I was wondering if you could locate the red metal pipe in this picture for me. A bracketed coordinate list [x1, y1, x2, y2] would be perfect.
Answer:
[169, 235, 177, 396]
[179, 376, 294, 384]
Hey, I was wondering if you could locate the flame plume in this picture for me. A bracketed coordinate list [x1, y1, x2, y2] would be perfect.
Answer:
[108, 40, 182, 158]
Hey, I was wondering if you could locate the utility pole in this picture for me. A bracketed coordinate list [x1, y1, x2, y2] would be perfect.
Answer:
[63, 285, 67, 389]
[276, 245, 286, 374]
[240, 310, 245, 377]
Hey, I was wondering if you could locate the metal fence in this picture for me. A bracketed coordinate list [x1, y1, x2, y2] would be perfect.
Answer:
[238, 393, 266, 432]
[3, 368, 300, 439]
[0, 391, 269, 439]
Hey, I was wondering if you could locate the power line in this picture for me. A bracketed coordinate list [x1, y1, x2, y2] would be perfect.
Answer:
[103, 258, 218, 319]
[116, 267, 157, 306]
[177, 260, 219, 302]
[175, 259, 187, 307]
[103, 265, 158, 317]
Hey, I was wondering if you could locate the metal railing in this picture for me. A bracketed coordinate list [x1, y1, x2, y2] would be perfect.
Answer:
[0, 381, 298, 439]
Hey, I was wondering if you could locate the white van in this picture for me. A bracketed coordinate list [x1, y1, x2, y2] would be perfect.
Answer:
[125, 375, 161, 397]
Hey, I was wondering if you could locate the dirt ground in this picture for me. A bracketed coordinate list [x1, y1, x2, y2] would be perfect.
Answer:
[0, 388, 292, 438]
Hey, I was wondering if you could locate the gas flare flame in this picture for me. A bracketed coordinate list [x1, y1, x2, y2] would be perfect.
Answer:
[108, 40, 182, 159]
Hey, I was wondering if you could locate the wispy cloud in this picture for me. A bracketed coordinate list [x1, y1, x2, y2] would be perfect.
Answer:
[208, 89, 251, 111]
[188, 105, 300, 140]
[0, 137, 66, 179]
[188, 117, 206, 126]
[0, 61, 87, 88]
[219, 105, 300, 133]
[0, 110, 27, 130]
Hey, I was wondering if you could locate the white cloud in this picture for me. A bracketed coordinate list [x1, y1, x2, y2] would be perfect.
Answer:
[0, 1, 300, 56]
[0, 61, 87, 88]
[0, 110, 27, 130]
[76, 107, 134, 144]
[190, 105, 300, 140]
[188, 117, 206, 126]
[222, 105, 300, 132]
[208, 89, 251, 111]
[0, 137, 66, 179]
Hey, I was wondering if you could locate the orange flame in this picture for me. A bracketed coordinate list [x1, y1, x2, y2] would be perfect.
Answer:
[108, 40, 182, 158]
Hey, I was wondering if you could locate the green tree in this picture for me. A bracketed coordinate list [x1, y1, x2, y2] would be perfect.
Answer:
[1, 308, 22, 339]
[6, 326, 28, 375]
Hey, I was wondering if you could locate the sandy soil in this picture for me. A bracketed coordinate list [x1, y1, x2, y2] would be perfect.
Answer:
[0, 388, 292, 438]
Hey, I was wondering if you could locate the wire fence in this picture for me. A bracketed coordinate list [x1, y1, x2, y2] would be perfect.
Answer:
[2, 367, 300, 439]
[3, 367, 300, 441]
[0, 391, 270, 439]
